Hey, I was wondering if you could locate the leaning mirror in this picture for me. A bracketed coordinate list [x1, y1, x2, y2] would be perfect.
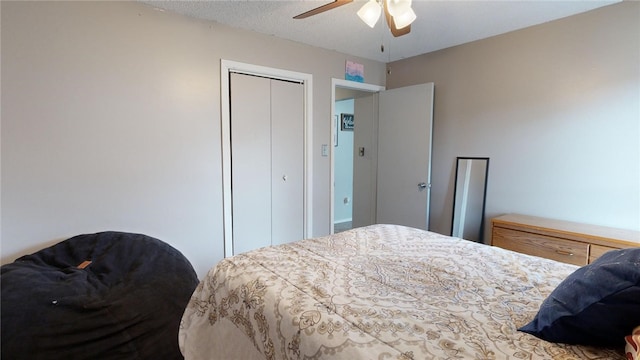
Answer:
[451, 157, 489, 243]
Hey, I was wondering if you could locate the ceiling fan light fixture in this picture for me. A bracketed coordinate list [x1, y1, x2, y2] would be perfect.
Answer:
[386, 0, 411, 17]
[392, 7, 416, 30]
[357, 0, 382, 28]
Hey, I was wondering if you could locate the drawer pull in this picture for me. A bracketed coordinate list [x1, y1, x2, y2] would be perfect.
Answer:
[555, 250, 574, 256]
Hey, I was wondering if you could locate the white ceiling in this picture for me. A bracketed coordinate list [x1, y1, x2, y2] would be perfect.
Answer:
[140, 0, 620, 63]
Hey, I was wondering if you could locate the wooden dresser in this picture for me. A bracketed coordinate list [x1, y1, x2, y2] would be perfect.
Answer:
[491, 214, 640, 266]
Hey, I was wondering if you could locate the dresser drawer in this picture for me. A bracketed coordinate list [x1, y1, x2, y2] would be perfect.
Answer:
[493, 227, 589, 266]
[588, 244, 618, 263]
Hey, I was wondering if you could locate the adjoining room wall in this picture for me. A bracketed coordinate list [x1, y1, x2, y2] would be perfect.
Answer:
[334, 99, 355, 224]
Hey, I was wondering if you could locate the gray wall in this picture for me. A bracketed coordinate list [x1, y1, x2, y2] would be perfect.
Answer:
[387, 1, 640, 239]
[3, 1, 638, 279]
[0, 1, 386, 278]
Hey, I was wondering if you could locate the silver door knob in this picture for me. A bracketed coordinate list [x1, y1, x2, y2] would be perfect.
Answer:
[418, 182, 427, 191]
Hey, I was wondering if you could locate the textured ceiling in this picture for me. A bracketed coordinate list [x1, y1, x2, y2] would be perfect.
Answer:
[140, 0, 620, 63]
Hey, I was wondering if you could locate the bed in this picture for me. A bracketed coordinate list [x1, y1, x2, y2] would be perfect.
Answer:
[179, 224, 638, 359]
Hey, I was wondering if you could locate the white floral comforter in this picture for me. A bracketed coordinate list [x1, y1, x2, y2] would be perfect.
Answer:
[179, 224, 623, 359]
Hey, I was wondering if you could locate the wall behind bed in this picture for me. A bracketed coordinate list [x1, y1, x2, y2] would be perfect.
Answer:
[386, 1, 640, 239]
[0, 1, 386, 278]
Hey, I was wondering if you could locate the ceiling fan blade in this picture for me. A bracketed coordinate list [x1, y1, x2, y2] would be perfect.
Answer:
[383, 0, 411, 37]
[293, 0, 353, 19]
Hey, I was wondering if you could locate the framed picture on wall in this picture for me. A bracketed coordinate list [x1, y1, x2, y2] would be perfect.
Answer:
[341, 113, 354, 131]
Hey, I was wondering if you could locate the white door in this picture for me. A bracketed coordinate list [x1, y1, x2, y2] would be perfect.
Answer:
[376, 83, 434, 230]
[270, 79, 304, 245]
[230, 73, 304, 254]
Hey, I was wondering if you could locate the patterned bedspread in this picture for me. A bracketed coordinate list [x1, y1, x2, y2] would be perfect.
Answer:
[179, 224, 623, 359]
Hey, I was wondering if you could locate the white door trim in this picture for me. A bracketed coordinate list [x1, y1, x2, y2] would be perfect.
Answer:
[330, 78, 384, 234]
[221, 59, 313, 257]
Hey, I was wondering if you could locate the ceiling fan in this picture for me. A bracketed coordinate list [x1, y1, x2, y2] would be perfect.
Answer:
[293, 0, 416, 38]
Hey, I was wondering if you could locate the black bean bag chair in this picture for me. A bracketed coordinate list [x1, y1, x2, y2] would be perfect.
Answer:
[1, 231, 199, 360]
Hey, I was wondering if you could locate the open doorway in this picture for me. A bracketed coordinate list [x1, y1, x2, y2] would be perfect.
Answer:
[333, 97, 355, 232]
[330, 80, 435, 235]
[330, 79, 384, 234]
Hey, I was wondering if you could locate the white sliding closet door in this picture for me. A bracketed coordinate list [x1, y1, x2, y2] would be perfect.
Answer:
[230, 73, 271, 254]
[230, 73, 304, 254]
[271, 79, 304, 246]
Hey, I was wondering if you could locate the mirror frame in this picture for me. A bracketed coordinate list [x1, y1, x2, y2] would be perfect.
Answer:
[450, 157, 490, 242]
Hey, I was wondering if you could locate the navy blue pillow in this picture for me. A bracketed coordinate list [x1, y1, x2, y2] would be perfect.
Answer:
[519, 248, 640, 347]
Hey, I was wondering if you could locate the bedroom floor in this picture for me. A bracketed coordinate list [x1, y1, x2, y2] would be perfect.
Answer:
[334, 221, 352, 233]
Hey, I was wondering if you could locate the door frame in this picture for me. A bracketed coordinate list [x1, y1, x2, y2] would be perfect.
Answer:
[221, 60, 313, 257]
[330, 78, 384, 234]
